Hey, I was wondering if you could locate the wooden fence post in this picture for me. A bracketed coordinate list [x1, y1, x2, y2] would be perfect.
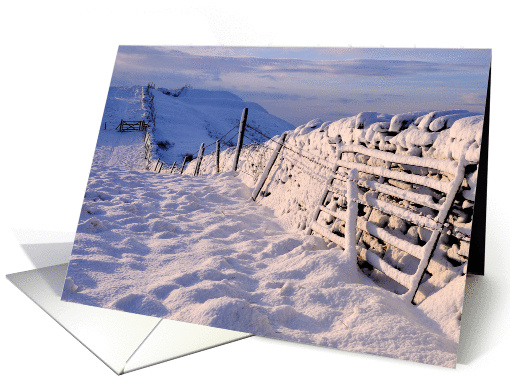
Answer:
[345, 169, 359, 263]
[170, 161, 176, 173]
[216, 140, 220, 173]
[154, 158, 160, 172]
[158, 161, 164, 173]
[194, 143, 205, 176]
[180, 156, 188, 174]
[231, 108, 248, 172]
[251, 133, 287, 201]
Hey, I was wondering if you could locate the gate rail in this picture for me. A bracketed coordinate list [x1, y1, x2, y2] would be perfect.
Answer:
[116, 120, 149, 132]
[307, 144, 469, 304]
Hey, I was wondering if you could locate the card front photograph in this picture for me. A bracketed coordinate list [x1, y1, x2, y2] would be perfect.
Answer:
[62, 46, 491, 368]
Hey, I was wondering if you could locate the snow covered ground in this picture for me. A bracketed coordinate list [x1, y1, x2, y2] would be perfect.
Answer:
[63, 85, 482, 368]
[95, 86, 146, 170]
[63, 167, 459, 367]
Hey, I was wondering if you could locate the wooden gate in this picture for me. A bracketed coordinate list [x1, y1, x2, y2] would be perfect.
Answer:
[116, 120, 149, 132]
[307, 144, 469, 303]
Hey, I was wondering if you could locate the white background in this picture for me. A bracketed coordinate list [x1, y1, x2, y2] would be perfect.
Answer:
[1, 1, 508, 380]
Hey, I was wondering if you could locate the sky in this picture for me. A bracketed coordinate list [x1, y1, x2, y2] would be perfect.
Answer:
[111, 46, 491, 127]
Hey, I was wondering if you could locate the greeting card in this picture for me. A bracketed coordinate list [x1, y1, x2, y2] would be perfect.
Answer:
[61, 46, 490, 368]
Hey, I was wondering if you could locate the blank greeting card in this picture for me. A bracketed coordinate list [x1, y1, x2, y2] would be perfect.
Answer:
[59, 46, 490, 368]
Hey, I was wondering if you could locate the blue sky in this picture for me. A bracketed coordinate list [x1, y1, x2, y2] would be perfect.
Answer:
[111, 46, 491, 126]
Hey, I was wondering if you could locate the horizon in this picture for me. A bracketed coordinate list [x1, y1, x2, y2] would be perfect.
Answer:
[111, 46, 491, 126]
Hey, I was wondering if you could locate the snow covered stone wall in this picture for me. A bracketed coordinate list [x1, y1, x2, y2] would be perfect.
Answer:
[182, 110, 484, 304]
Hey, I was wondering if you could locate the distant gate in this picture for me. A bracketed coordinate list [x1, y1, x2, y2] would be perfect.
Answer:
[116, 120, 149, 132]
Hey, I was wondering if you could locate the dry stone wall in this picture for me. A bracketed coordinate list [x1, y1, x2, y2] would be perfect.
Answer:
[182, 110, 484, 303]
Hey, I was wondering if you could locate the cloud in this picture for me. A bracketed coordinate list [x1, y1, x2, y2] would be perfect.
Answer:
[461, 92, 487, 106]
[110, 46, 490, 125]
[238, 90, 318, 102]
[257, 74, 278, 81]
[114, 46, 485, 87]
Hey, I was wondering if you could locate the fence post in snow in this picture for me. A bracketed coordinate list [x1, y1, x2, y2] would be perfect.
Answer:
[345, 169, 359, 264]
[231, 108, 248, 172]
[194, 143, 205, 176]
[170, 161, 176, 173]
[180, 156, 188, 174]
[251, 133, 287, 201]
[216, 140, 220, 173]
[158, 162, 164, 173]
[154, 158, 160, 172]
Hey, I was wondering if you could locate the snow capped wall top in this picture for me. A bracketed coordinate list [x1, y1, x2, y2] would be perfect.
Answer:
[355, 112, 393, 129]
[389, 111, 432, 132]
[296, 109, 485, 164]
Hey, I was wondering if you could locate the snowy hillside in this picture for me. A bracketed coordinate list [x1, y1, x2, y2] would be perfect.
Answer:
[64, 85, 485, 368]
[148, 86, 295, 165]
[93, 85, 293, 171]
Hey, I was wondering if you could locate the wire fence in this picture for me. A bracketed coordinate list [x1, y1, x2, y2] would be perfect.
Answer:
[138, 90, 471, 243]
[242, 124, 471, 242]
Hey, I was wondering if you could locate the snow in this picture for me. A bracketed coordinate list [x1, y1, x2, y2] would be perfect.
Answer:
[251, 133, 287, 201]
[63, 166, 459, 367]
[63, 85, 486, 368]
[148, 87, 294, 165]
[419, 275, 466, 341]
[389, 111, 431, 132]
[95, 86, 147, 170]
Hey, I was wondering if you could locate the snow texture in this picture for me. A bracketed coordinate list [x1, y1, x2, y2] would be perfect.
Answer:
[63, 166, 459, 367]
[64, 85, 486, 368]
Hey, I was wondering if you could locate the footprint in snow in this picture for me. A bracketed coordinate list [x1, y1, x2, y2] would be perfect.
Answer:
[149, 219, 176, 233]
[150, 284, 180, 300]
[174, 269, 227, 287]
[127, 223, 149, 233]
[113, 293, 168, 317]
[127, 262, 146, 271]
[264, 281, 285, 289]
[80, 217, 106, 233]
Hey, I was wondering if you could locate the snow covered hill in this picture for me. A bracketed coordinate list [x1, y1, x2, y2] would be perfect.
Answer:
[93, 85, 294, 171]
[149, 87, 295, 165]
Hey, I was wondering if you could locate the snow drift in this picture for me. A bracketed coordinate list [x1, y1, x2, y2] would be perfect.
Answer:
[64, 85, 485, 368]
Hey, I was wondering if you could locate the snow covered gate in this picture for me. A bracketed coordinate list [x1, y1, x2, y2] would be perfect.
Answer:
[307, 144, 468, 304]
